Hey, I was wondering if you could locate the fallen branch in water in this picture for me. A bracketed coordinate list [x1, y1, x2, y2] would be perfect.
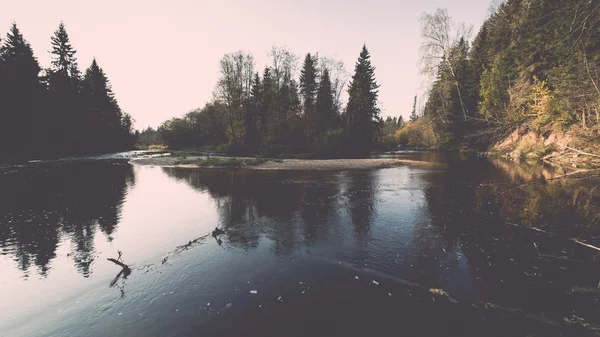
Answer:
[570, 238, 600, 252]
[107, 258, 129, 269]
[533, 242, 541, 256]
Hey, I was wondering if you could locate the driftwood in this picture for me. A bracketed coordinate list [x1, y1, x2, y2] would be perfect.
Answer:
[570, 238, 600, 252]
[107, 258, 129, 269]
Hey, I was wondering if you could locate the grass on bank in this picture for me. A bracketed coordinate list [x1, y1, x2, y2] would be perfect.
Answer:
[174, 156, 283, 168]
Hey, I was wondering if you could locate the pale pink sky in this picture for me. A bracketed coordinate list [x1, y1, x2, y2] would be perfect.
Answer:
[1, 0, 491, 130]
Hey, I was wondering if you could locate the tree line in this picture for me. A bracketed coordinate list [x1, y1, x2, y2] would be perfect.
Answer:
[0, 22, 135, 161]
[153, 45, 383, 158]
[399, 0, 600, 151]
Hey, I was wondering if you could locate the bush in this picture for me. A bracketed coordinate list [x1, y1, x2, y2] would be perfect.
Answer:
[394, 119, 440, 149]
[317, 128, 344, 157]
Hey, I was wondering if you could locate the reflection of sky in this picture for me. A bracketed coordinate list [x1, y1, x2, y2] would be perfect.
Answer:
[2, 158, 599, 336]
[0, 165, 218, 322]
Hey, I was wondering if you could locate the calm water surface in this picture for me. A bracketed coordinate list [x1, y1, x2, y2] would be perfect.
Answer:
[1, 152, 600, 337]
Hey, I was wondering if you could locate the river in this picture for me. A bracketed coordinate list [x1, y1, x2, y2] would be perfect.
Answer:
[1, 152, 599, 337]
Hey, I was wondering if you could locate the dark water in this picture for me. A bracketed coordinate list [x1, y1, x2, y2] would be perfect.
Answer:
[1, 153, 600, 337]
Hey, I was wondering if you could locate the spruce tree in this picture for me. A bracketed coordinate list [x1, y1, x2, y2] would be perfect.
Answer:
[245, 72, 261, 151]
[410, 95, 418, 122]
[48, 22, 83, 154]
[81, 58, 125, 152]
[260, 67, 274, 145]
[315, 68, 335, 137]
[397, 115, 405, 128]
[345, 44, 381, 156]
[299, 53, 318, 139]
[0, 23, 42, 158]
[50, 22, 80, 82]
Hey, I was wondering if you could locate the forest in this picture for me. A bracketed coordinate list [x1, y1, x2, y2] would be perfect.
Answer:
[140, 45, 385, 158]
[145, 0, 600, 159]
[404, 0, 600, 154]
[5, 0, 598, 161]
[0, 22, 135, 161]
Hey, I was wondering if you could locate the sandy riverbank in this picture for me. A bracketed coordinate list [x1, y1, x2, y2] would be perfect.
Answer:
[130, 156, 442, 170]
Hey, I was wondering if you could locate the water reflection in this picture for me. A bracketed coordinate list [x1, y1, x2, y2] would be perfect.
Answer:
[2, 154, 600, 336]
[162, 158, 600, 328]
[0, 160, 134, 278]
[162, 169, 379, 254]
[418, 155, 600, 321]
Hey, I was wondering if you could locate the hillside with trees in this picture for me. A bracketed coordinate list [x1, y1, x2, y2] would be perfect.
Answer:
[156, 45, 384, 158]
[0, 22, 135, 161]
[403, 0, 600, 165]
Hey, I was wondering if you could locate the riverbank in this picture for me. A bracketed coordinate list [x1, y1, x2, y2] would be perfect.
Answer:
[130, 155, 441, 170]
[488, 125, 600, 169]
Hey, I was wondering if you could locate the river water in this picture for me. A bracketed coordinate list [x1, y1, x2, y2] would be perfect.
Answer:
[1, 152, 599, 337]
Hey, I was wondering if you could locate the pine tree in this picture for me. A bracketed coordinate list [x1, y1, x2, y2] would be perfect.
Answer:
[345, 44, 381, 156]
[315, 68, 335, 137]
[409, 95, 418, 122]
[299, 53, 318, 140]
[0, 23, 42, 158]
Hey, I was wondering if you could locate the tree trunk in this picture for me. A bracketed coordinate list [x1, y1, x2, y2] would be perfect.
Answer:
[446, 60, 468, 121]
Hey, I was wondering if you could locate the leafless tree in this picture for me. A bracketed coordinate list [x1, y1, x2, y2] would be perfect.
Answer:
[214, 51, 255, 145]
[319, 56, 350, 113]
[420, 8, 472, 121]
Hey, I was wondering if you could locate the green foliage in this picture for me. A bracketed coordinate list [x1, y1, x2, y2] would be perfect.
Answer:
[300, 53, 319, 140]
[136, 127, 163, 149]
[394, 119, 440, 149]
[157, 45, 378, 159]
[421, 0, 600, 151]
[314, 68, 338, 142]
[317, 128, 344, 157]
[380, 116, 403, 150]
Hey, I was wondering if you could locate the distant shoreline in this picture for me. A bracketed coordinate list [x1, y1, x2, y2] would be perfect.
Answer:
[130, 155, 441, 170]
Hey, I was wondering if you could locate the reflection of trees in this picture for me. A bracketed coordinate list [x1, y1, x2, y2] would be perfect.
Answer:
[0, 160, 134, 278]
[164, 169, 305, 252]
[162, 169, 364, 255]
[481, 159, 600, 238]
[343, 171, 377, 243]
[418, 156, 600, 321]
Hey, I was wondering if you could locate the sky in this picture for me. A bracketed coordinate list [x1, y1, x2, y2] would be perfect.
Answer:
[1, 0, 492, 130]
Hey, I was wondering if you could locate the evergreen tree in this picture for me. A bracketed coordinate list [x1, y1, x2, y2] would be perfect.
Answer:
[50, 22, 80, 82]
[81, 58, 127, 152]
[315, 67, 335, 137]
[300, 53, 318, 140]
[397, 115, 405, 128]
[345, 44, 381, 156]
[48, 22, 83, 154]
[245, 72, 261, 151]
[260, 67, 274, 145]
[0, 23, 42, 158]
[409, 95, 418, 122]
